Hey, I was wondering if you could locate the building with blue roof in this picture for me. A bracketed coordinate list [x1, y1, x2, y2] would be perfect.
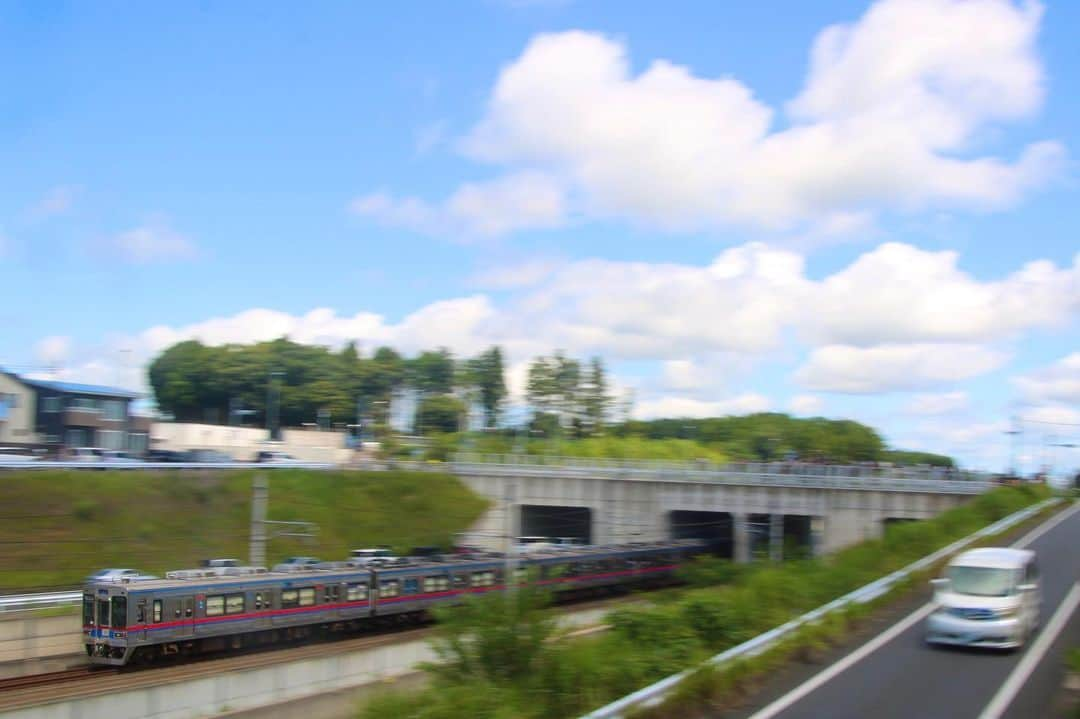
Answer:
[0, 370, 150, 455]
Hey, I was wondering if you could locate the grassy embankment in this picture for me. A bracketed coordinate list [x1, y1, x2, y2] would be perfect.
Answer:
[0, 469, 488, 591]
[360, 483, 1055, 719]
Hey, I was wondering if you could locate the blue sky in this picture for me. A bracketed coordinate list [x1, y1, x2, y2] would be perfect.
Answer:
[2, 0, 1078, 473]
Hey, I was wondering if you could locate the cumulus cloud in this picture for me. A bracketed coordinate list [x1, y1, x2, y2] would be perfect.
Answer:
[807, 243, 1080, 345]
[35, 336, 71, 365]
[634, 393, 771, 419]
[794, 343, 1009, 393]
[904, 391, 969, 415]
[106, 223, 198, 264]
[358, 0, 1063, 237]
[789, 394, 825, 415]
[468, 258, 566, 290]
[350, 171, 566, 238]
[1014, 352, 1080, 405]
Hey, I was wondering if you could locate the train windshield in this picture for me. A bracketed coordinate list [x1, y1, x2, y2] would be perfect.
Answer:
[97, 599, 110, 627]
[83, 595, 94, 626]
[111, 596, 127, 629]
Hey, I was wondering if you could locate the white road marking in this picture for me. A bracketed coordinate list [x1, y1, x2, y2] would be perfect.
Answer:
[745, 500, 1080, 719]
[976, 582, 1080, 719]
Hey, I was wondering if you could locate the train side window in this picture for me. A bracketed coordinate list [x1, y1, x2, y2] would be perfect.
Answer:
[254, 593, 263, 610]
[185, 599, 193, 618]
[153, 600, 163, 623]
[174, 603, 182, 618]
[111, 596, 127, 629]
[298, 588, 316, 606]
[346, 583, 368, 601]
[225, 594, 245, 615]
[281, 589, 299, 608]
[137, 604, 146, 624]
[404, 578, 419, 594]
[453, 574, 468, 589]
[471, 571, 494, 588]
[378, 580, 399, 598]
[206, 595, 225, 617]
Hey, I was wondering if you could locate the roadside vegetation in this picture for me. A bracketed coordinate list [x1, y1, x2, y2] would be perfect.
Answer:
[0, 469, 487, 591]
[359, 484, 1050, 719]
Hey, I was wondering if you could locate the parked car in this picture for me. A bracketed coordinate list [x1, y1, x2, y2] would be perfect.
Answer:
[271, 556, 322, 572]
[70, 448, 144, 464]
[84, 568, 157, 583]
[145, 449, 186, 463]
[925, 547, 1041, 650]
[183, 449, 234, 463]
[349, 547, 397, 566]
[0, 447, 41, 463]
[254, 450, 302, 464]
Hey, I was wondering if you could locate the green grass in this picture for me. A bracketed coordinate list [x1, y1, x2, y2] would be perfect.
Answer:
[0, 469, 488, 591]
[1068, 647, 1080, 674]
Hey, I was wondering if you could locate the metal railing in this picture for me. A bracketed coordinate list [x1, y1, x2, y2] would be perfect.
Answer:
[0, 461, 335, 470]
[452, 454, 994, 494]
[0, 590, 80, 613]
[581, 496, 1060, 718]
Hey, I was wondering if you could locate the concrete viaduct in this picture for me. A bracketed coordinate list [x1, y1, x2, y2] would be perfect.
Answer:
[451, 455, 993, 561]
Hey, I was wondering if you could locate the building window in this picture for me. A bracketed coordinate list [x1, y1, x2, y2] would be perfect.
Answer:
[102, 400, 125, 421]
[128, 432, 149, 454]
[98, 430, 126, 450]
[43, 396, 61, 413]
[69, 397, 100, 411]
[66, 428, 87, 448]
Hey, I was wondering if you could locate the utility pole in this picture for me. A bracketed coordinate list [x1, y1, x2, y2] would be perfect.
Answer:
[250, 473, 269, 567]
[503, 479, 517, 596]
[1005, 415, 1021, 477]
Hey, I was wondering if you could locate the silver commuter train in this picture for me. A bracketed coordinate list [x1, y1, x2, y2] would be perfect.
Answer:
[83, 540, 704, 665]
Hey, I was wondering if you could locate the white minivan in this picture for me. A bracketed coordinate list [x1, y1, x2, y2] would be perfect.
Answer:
[925, 547, 1041, 650]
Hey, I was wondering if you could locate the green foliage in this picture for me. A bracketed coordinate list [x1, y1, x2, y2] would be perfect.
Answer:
[461, 346, 508, 429]
[416, 395, 466, 435]
[676, 556, 746, 589]
[526, 351, 615, 438]
[881, 449, 955, 467]
[1067, 647, 1080, 674]
[0, 469, 487, 591]
[428, 586, 555, 685]
[614, 413, 894, 464]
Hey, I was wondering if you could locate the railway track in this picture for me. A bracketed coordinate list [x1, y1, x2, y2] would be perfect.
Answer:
[0, 594, 631, 713]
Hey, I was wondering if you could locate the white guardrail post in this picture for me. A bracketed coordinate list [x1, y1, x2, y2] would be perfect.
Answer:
[581, 496, 1061, 719]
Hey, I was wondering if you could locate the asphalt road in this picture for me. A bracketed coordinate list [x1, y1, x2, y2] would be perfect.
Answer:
[741, 501, 1080, 719]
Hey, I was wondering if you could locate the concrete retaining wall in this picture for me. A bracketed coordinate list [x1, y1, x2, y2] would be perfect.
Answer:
[0, 614, 81, 666]
[150, 423, 353, 463]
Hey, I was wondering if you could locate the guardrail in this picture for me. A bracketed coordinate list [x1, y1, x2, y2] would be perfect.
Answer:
[453, 459, 994, 494]
[0, 590, 81, 613]
[0, 461, 335, 470]
[581, 496, 1061, 718]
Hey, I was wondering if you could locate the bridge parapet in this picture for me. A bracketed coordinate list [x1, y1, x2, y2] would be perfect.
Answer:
[451, 453, 993, 495]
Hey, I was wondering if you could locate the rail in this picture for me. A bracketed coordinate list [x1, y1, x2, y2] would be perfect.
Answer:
[580, 496, 1061, 718]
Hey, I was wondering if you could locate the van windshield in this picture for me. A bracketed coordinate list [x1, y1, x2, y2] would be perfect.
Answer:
[946, 566, 1017, 597]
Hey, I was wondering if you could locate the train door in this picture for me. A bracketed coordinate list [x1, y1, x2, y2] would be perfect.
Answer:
[135, 598, 149, 641]
[177, 596, 195, 638]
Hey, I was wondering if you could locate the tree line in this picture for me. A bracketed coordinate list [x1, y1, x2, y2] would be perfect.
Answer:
[147, 339, 954, 466]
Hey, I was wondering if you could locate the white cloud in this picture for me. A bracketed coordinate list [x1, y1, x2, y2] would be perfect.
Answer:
[35, 336, 71, 365]
[1014, 352, 1080, 405]
[28, 185, 79, 220]
[807, 243, 1080, 345]
[107, 223, 198, 264]
[789, 394, 824, 415]
[634, 393, 770, 419]
[904, 391, 969, 415]
[362, 0, 1063, 237]
[1021, 403, 1080, 427]
[795, 343, 1009, 393]
[350, 171, 566, 238]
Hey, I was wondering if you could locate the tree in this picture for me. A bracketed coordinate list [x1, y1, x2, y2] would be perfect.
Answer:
[580, 356, 611, 436]
[148, 340, 215, 421]
[416, 394, 466, 434]
[526, 351, 581, 432]
[409, 348, 455, 397]
[464, 346, 507, 429]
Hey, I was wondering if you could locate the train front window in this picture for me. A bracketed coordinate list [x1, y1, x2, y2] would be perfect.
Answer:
[111, 596, 127, 629]
[97, 599, 110, 628]
[83, 595, 94, 626]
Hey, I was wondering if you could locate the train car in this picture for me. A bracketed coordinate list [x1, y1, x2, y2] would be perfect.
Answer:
[83, 564, 375, 664]
[83, 540, 705, 665]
